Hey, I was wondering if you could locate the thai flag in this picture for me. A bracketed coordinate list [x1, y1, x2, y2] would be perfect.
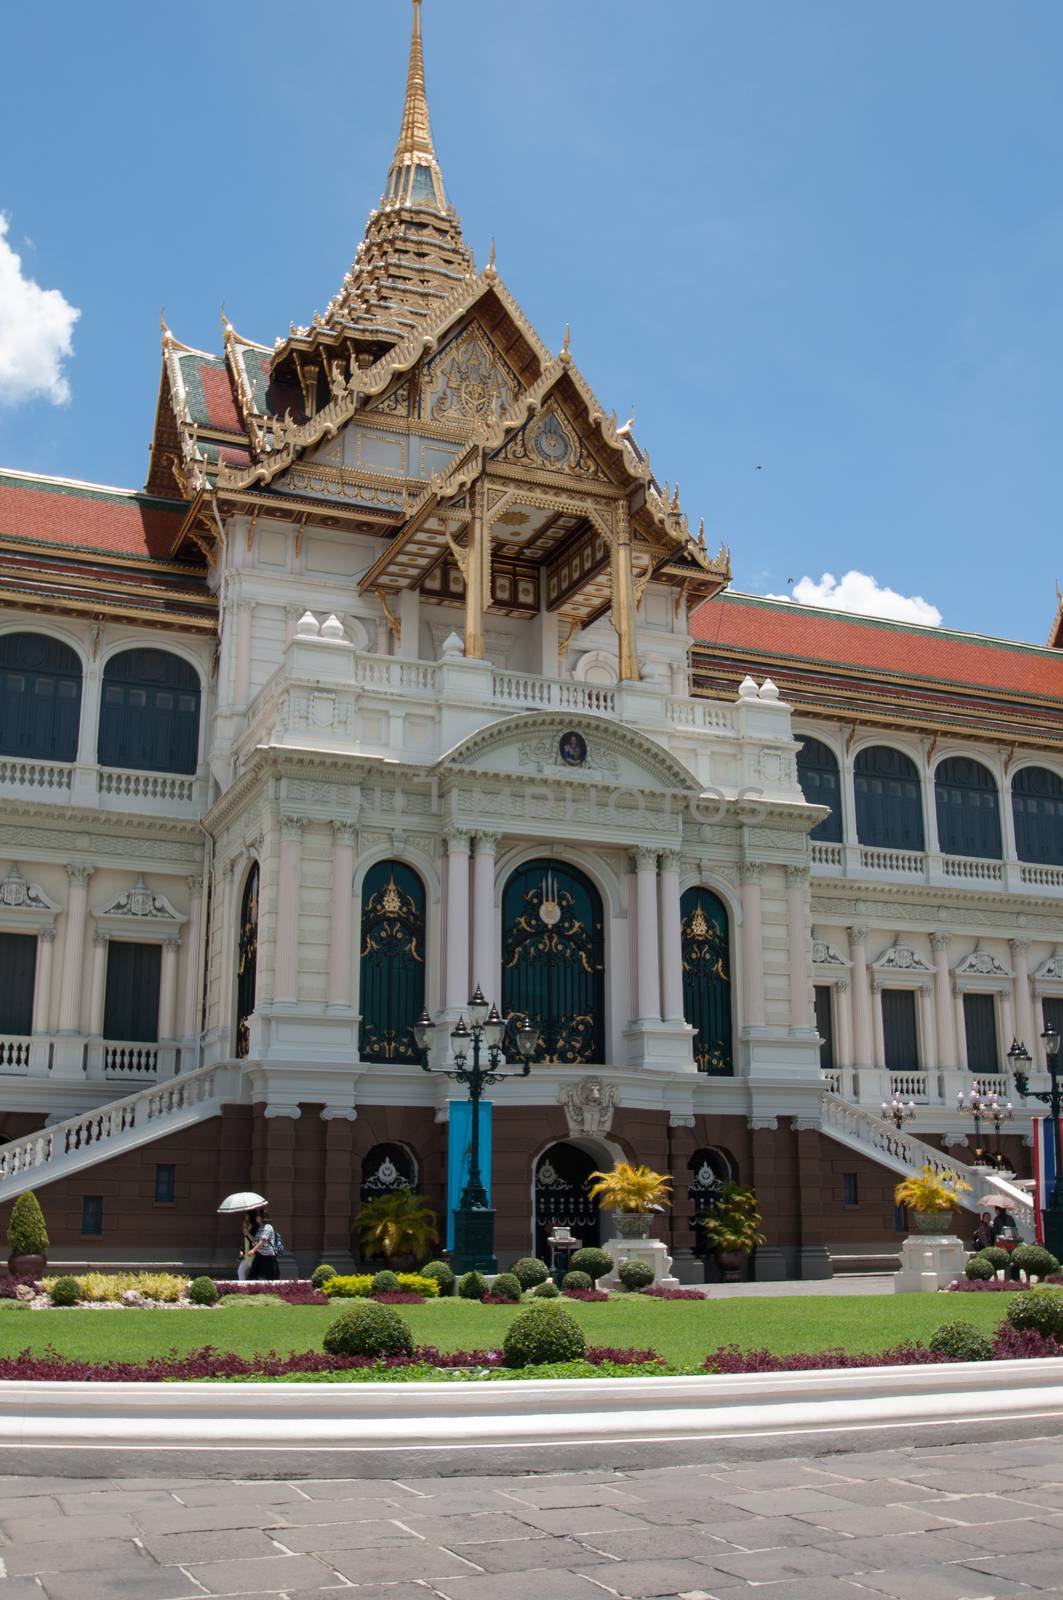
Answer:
[1033, 1118, 1056, 1244]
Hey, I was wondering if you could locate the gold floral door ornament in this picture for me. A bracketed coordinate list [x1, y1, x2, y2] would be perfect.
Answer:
[501, 860, 605, 1065]
[681, 888, 733, 1075]
[358, 862, 426, 1063]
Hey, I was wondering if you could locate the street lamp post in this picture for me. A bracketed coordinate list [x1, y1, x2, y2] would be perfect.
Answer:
[415, 987, 539, 1274]
[957, 1082, 1014, 1169]
[1008, 1028, 1063, 1258]
[881, 1094, 916, 1132]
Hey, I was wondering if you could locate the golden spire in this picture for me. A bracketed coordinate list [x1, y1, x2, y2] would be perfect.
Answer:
[384, 0, 448, 212]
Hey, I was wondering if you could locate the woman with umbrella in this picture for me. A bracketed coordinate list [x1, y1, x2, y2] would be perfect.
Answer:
[218, 1192, 274, 1280]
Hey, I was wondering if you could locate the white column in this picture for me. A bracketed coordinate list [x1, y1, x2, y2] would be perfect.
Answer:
[1010, 939, 1034, 1053]
[634, 848, 661, 1022]
[997, 984, 1014, 1070]
[89, 933, 108, 1036]
[471, 833, 498, 1004]
[786, 865, 813, 1028]
[954, 986, 969, 1070]
[848, 926, 872, 1068]
[658, 849, 685, 1024]
[740, 862, 764, 1028]
[918, 985, 935, 1073]
[58, 865, 93, 1032]
[159, 936, 180, 1040]
[444, 829, 471, 1011]
[274, 815, 304, 1005]
[32, 929, 55, 1035]
[234, 601, 253, 707]
[931, 933, 956, 1067]
[836, 978, 853, 1070]
[871, 981, 886, 1069]
[327, 821, 355, 1011]
[182, 875, 205, 1036]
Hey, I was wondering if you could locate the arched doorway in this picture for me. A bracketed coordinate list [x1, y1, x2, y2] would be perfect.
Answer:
[502, 860, 605, 1064]
[360, 1143, 418, 1204]
[358, 861, 426, 1063]
[688, 1146, 734, 1263]
[533, 1140, 603, 1260]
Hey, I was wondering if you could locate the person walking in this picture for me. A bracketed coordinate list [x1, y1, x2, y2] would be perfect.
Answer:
[237, 1211, 255, 1280]
[248, 1207, 280, 1280]
[973, 1212, 994, 1251]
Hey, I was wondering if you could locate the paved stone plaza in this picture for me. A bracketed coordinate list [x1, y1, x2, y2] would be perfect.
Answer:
[3, 1432, 1063, 1598]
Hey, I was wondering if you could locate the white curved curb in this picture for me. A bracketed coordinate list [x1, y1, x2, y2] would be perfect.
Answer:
[2, 1360, 1063, 1449]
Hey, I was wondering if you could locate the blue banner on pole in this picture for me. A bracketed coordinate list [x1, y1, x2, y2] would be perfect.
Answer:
[446, 1099, 492, 1251]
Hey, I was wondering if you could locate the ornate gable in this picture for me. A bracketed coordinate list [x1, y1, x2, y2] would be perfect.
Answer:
[421, 323, 521, 425]
[494, 399, 610, 484]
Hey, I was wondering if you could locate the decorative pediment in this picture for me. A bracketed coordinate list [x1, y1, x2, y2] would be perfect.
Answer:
[421, 322, 520, 426]
[953, 946, 1013, 982]
[1034, 948, 1063, 988]
[440, 710, 700, 794]
[0, 865, 58, 914]
[94, 877, 185, 938]
[495, 398, 610, 484]
[812, 935, 850, 970]
[873, 940, 932, 976]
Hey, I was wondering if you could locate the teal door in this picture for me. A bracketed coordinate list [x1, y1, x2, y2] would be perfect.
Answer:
[681, 888, 733, 1074]
[502, 861, 604, 1064]
[358, 862, 426, 1063]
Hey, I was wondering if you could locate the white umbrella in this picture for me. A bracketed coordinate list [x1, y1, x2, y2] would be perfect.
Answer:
[977, 1194, 1018, 1210]
[217, 1191, 268, 1214]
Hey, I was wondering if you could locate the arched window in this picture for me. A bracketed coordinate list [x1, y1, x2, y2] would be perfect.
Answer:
[854, 746, 925, 852]
[935, 757, 1002, 859]
[1013, 766, 1063, 867]
[360, 1143, 418, 1204]
[796, 736, 843, 843]
[358, 862, 426, 1062]
[97, 649, 201, 775]
[688, 1147, 734, 1251]
[235, 863, 258, 1059]
[501, 861, 605, 1064]
[0, 633, 82, 763]
[681, 888, 733, 1075]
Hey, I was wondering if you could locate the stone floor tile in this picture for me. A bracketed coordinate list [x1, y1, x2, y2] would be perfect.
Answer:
[573, 1558, 732, 1597]
[697, 1515, 839, 1550]
[0, 1496, 61, 1520]
[802, 1478, 947, 1506]
[705, 1464, 839, 1492]
[793, 1504, 958, 1537]
[922, 1495, 1054, 1524]
[36, 1570, 203, 1600]
[694, 1545, 860, 1584]
[500, 1485, 643, 1510]
[431, 1574, 607, 1600]
[447, 1536, 612, 1573]
[140, 1527, 285, 1564]
[134, 1505, 287, 1535]
[1003, 1484, 1063, 1511]
[404, 1511, 556, 1545]
[389, 1490, 525, 1518]
[314, 1544, 482, 1585]
[174, 1483, 310, 1508]
[708, 1487, 866, 1518]
[898, 1468, 1045, 1495]
[854, 1566, 1042, 1600]
[181, 1553, 331, 1595]
[1, 1512, 140, 1543]
[699, 1583, 874, 1600]
[2, 1538, 150, 1577]
[955, 1517, 1063, 1554]
[276, 1520, 417, 1553]
[499, 1507, 653, 1536]
[0, 1582, 55, 1599]
[574, 1529, 728, 1565]
[957, 1551, 1063, 1590]
[287, 1478, 413, 1501]
[280, 1588, 434, 1600]
[0, 1478, 110, 1497]
[271, 1497, 414, 1526]
[811, 1532, 973, 1572]
[54, 1489, 180, 1515]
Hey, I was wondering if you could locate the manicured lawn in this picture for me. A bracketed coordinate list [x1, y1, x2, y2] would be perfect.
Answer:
[0, 1292, 1019, 1367]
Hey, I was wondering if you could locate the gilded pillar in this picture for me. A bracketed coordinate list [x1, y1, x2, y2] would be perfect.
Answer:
[612, 502, 640, 682]
[462, 482, 488, 661]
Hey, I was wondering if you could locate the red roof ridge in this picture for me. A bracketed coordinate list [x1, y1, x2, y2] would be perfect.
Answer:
[0, 466, 183, 509]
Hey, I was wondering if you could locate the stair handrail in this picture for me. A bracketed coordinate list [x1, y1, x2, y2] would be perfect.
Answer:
[0, 1060, 239, 1192]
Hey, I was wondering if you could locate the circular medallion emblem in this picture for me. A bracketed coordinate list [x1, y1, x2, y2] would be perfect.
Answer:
[559, 730, 587, 767]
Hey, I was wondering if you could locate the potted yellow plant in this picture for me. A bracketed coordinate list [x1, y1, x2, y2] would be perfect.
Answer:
[894, 1165, 971, 1234]
[588, 1162, 672, 1239]
[698, 1182, 766, 1281]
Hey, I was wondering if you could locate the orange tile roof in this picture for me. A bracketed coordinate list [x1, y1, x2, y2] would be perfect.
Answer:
[0, 471, 187, 561]
[692, 593, 1063, 702]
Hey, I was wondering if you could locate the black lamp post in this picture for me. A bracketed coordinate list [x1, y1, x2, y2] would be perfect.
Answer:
[415, 987, 539, 1273]
[881, 1094, 916, 1132]
[1008, 1029, 1063, 1258]
[957, 1081, 1013, 1168]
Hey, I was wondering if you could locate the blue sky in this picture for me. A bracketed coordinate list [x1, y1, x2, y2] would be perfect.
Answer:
[0, 0, 1059, 643]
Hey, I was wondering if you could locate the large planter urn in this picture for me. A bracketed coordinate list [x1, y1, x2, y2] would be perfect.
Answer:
[910, 1210, 953, 1235]
[714, 1247, 749, 1283]
[7, 1252, 46, 1280]
[613, 1212, 653, 1240]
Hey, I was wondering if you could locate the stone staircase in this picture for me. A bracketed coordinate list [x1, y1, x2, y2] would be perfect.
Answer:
[0, 1062, 242, 1204]
[821, 1092, 1036, 1240]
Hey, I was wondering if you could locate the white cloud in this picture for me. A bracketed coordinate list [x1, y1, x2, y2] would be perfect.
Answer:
[767, 569, 943, 627]
[0, 214, 80, 407]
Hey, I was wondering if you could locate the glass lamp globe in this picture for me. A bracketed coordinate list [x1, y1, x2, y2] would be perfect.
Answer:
[467, 986, 489, 1030]
[483, 1005, 505, 1049]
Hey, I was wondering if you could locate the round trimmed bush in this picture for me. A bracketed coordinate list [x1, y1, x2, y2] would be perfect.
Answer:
[370, 1270, 401, 1294]
[569, 1247, 614, 1283]
[322, 1301, 414, 1359]
[458, 1270, 486, 1301]
[618, 1259, 655, 1292]
[503, 1305, 587, 1368]
[490, 1272, 522, 1303]
[188, 1276, 218, 1306]
[975, 1246, 1012, 1272]
[561, 1270, 593, 1291]
[1006, 1286, 1063, 1342]
[510, 1257, 550, 1290]
[421, 1260, 455, 1296]
[1011, 1245, 1061, 1281]
[311, 1264, 337, 1288]
[928, 1320, 994, 1362]
[49, 1276, 79, 1307]
[965, 1255, 995, 1281]
[532, 1279, 560, 1298]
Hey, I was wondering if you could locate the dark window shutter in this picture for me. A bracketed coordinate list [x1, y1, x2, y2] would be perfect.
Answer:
[103, 942, 162, 1043]
[814, 985, 835, 1072]
[1013, 767, 1063, 867]
[882, 989, 919, 1071]
[0, 933, 37, 1034]
[797, 737, 843, 843]
[97, 649, 201, 775]
[1042, 997, 1063, 1041]
[854, 747, 925, 851]
[963, 993, 998, 1076]
[0, 633, 82, 763]
[935, 758, 1002, 859]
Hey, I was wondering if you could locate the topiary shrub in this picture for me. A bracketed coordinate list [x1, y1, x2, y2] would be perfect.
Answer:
[310, 1264, 337, 1289]
[569, 1247, 614, 1283]
[927, 1320, 994, 1361]
[976, 1246, 1012, 1272]
[322, 1300, 414, 1359]
[1007, 1286, 1063, 1341]
[532, 1279, 560, 1298]
[510, 1257, 550, 1290]
[188, 1276, 218, 1306]
[420, 1260, 455, 1296]
[618, 1259, 655, 1292]
[458, 1270, 486, 1301]
[49, 1276, 79, 1307]
[503, 1304, 587, 1368]
[371, 1270, 401, 1293]
[488, 1272, 522, 1303]
[322, 1274, 373, 1298]
[965, 1255, 995, 1280]
[561, 1270, 593, 1291]
[1011, 1245, 1061, 1281]
[8, 1191, 48, 1258]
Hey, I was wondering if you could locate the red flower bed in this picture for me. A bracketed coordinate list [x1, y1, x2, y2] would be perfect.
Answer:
[641, 1286, 704, 1301]
[0, 1276, 38, 1300]
[705, 1343, 947, 1373]
[562, 1288, 610, 1302]
[586, 1346, 663, 1366]
[991, 1325, 1062, 1359]
[372, 1292, 425, 1304]
[214, 1281, 327, 1305]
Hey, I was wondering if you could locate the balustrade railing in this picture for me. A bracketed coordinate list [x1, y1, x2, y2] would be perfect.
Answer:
[97, 769, 195, 804]
[0, 1036, 31, 1073]
[1020, 862, 1063, 890]
[0, 757, 72, 793]
[942, 854, 1003, 882]
[667, 697, 735, 732]
[889, 1072, 929, 1102]
[810, 841, 844, 867]
[859, 845, 926, 875]
[102, 1041, 160, 1078]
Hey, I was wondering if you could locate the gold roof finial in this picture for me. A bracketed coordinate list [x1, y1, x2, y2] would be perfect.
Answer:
[484, 236, 497, 281]
[394, 0, 434, 165]
[559, 323, 572, 365]
[698, 517, 706, 548]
